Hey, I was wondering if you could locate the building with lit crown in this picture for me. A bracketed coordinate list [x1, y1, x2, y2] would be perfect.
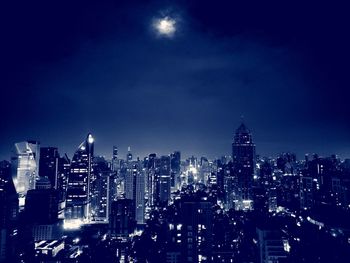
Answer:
[65, 134, 94, 222]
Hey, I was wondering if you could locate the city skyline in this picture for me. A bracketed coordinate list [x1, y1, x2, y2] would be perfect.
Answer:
[2, 2, 350, 262]
[1, 1, 350, 160]
[2, 120, 350, 263]
[1, 121, 349, 161]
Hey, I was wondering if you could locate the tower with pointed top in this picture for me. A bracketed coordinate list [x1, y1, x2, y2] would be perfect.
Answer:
[65, 133, 94, 221]
[231, 121, 256, 210]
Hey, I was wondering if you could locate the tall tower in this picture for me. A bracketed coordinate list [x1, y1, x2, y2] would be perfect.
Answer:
[39, 147, 59, 188]
[112, 146, 119, 172]
[91, 156, 110, 222]
[11, 141, 40, 207]
[159, 155, 171, 204]
[232, 121, 256, 210]
[170, 151, 181, 189]
[0, 160, 18, 262]
[65, 134, 94, 222]
[125, 161, 145, 224]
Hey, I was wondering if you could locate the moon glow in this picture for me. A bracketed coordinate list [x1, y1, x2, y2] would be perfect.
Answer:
[154, 16, 176, 37]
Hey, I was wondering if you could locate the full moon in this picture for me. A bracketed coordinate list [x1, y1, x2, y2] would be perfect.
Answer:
[154, 16, 176, 37]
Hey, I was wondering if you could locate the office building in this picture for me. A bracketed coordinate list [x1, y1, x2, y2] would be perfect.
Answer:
[65, 134, 94, 221]
[231, 122, 256, 210]
[11, 141, 40, 207]
[125, 161, 145, 224]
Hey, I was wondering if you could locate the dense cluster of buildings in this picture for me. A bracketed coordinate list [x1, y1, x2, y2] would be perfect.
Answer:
[1, 123, 350, 262]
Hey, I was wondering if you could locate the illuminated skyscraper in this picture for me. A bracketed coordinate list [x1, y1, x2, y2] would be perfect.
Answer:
[146, 153, 158, 207]
[171, 151, 181, 189]
[159, 155, 171, 204]
[125, 161, 145, 224]
[65, 134, 94, 222]
[11, 141, 40, 207]
[231, 122, 256, 210]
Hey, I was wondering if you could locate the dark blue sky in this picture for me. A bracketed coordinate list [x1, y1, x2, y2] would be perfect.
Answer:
[1, 0, 350, 160]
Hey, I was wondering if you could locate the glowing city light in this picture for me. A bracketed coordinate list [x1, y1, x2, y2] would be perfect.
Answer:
[63, 219, 83, 230]
[189, 166, 197, 174]
[88, 134, 94, 144]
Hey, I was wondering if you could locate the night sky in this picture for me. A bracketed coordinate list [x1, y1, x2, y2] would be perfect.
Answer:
[1, 1, 350, 160]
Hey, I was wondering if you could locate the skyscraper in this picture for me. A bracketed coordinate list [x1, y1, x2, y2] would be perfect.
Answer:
[11, 141, 40, 207]
[231, 122, 256, 210]
[25, 177, 61, 241]
[91, 156, 110, 222]
[0, 161, 18, 262]
[57, 154, 70, 217]
[39, 147, 59, 188]
[112, 146, 119, 172]
[171, 151, 181, 189]
[159, 155, 171, 204]
[65, 134, 94, 222]
[180, 198, 213, 263]
[38, 147, 69, 217]
[109, 199, 136, 237]
[146, 153, 158, 207]
[125, 161, 145, 224]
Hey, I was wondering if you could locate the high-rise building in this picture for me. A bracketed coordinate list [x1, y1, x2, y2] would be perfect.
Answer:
[256, 226, 288, 263]
[112, 146, 119, 172]
[0, 161, 18, 262]
[300, 176, 314, 210]
[57, 154, 70, 217]
[91, 156, 110, 222]
[39, 147, 69, 216]
[25, 177, 58, 224]
[65, 134, 94, 222]
[125, 161, 145, 224]
[231, 122, 256, 210]
[109, 199, 136, 237]
[24, 177, 61, 241]
[159, 156, 171, 204]
[146, 153, 158, 207]
[39, 147, 59, 188]
[180, 198, 213, 263]
[11, 141, 40, 207]
[171, 151, 181, 189]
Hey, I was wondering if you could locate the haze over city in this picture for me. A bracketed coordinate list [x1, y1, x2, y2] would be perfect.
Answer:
[1, 1, 350, 159]
[1, 1, 350, 263]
